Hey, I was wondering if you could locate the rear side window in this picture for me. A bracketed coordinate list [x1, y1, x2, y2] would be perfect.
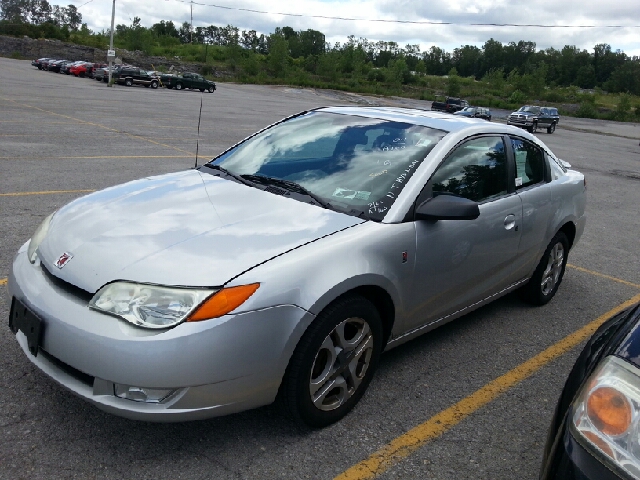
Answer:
[431, 136, 508, 203]
[511, 138, 545, 188]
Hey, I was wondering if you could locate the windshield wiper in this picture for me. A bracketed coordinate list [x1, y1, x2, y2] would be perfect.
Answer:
[241, 174, 332, 210]
[203, 164, 256, 188]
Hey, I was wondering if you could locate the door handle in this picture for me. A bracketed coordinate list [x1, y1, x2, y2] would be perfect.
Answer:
[504, 214, 516, 231]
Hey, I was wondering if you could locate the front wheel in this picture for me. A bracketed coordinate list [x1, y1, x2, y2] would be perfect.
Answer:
[547, 122, 556, 134]
[521, 232, 569, 305]
[150, 80, 158, 89]
[280, 295, 383, 428]
[125, 78, 133, 87]
[208, 85, 215, 93]
[530, 122, 538, 133]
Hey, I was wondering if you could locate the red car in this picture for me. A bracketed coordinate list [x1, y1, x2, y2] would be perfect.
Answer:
[70, 62, 94, 77]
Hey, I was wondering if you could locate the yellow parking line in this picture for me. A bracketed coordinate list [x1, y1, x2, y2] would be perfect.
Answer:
[0, 278, 6, 286]
[0, 97, 196, 156]
[0, 189, 95, 197]
[567, 264, 640, 289]
[335, 292, 640, 480]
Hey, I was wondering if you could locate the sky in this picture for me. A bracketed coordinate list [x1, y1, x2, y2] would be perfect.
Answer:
[74, 0, 640, 56]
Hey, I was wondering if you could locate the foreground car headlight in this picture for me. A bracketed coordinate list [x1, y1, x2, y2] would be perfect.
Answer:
[89, 281, 259, 329]
[573, 356, 640, 478]
[27, 212, 55, 264]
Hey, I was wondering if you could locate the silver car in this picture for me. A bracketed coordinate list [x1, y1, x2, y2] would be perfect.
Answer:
[8, 107, 586, 427]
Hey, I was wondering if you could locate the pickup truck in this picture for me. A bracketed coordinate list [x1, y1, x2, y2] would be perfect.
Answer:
[430, 97, 469, 113]
[507, 106, 560, 134]
[161, 72, 216, 93]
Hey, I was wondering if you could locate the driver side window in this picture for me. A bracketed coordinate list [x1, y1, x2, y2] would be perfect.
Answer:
[430, 136, 508, 203]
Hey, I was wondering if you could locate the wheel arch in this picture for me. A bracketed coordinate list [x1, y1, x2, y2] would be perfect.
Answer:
[558, 221, 576, 250]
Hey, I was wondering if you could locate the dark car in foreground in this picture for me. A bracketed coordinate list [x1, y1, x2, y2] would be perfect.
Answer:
[540, 303, 640, 480]
[508, 106, 560, 134]
[453, 106, 492, 121]
[8, 107, 585, 428]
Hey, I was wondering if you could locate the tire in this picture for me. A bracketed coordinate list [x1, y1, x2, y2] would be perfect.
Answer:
[125, 78, 133, 87]
[280, 295, 383, 428]
[150, 80, 158, 89]
[521, 232, 569, 305]
[208, 85, 215, 93]
[547, 122, 556, 134]
[175, 83, 183, 90]
[530, 122, 538, 134]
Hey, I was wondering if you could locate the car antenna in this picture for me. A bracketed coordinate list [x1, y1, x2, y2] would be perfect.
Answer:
[194, 96, 203, 169]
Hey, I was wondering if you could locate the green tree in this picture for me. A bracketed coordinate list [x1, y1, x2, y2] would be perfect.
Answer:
[447, 67, 460, 97]
[268, 32, 289, 77]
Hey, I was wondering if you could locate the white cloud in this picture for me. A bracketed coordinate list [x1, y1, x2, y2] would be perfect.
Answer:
[74, 0, 640, 56]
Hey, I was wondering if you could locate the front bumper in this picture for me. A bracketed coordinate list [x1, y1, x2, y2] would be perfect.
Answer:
[9, 245, 314, 421]
[507, 117, 535, 127]
[541, 422, 626, 480]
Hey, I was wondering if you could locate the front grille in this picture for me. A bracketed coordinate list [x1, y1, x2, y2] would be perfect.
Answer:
[40, 263, 93, 303]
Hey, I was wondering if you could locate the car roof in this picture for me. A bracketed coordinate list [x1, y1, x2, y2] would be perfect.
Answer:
[318, 106, 497, 134]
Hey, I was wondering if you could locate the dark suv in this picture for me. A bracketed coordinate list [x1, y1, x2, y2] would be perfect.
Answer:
[508, 106, 559, 134]
[113, 67, 159, 89]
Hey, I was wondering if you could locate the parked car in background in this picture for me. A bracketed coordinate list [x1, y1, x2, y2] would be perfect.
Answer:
[431, 96, 469, 113]
[46, 60, 66, 73]
[113, 67, 159, 88]
[454, 106, 492, 121]
[60, 61, 83, 75]
[70, 62, 96, 78]
[9, 107, 585, 428]
[508, 106, 560, 134]
[540, 303, 640, 480]
[161, 72, 216, 92]
[32, 58, 52, 69]
[39, 59, 56, 70]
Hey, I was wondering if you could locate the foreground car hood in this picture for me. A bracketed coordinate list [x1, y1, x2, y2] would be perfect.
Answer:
[38, 170, 362, 293]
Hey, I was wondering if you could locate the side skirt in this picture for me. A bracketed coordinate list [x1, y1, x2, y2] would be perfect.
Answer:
[384, 278, 529, 351]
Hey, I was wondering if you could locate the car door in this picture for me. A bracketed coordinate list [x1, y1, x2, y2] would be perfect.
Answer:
[509, 136, 554, 279]
[406, 135, 523, 328]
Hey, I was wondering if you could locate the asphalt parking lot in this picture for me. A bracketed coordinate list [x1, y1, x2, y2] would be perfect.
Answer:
[1, 56, 639, 480]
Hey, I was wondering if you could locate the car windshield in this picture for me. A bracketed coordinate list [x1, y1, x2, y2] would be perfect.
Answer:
[461, 107, 476, 113]
[518, 106, 540, 114]
[207, 111, 446, 221]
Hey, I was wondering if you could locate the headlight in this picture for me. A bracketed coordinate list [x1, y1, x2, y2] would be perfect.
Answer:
[572, 356, 640, 478]
[89, 281, 260, 329]
[28, 212, 56, 264]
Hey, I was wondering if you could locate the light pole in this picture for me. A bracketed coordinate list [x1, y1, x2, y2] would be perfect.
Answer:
[107, 0, 116, 86]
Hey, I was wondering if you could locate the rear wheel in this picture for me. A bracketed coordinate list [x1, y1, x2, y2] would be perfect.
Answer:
[521, 232, 569, 305]
[175, 83, 183, 90]
[547, 122, 556, 134]
[125, 78, 133, 87]
[280, 295, 383, 428]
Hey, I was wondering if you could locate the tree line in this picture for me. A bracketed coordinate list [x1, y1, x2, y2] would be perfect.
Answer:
[1, 0, 639, 96]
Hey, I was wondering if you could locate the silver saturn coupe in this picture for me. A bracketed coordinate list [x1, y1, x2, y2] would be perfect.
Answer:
[8, 107, 586, 427]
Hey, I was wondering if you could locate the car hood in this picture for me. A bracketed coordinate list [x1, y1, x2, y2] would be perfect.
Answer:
[512, 111, 537, 117]
[38, 169, 363, 293]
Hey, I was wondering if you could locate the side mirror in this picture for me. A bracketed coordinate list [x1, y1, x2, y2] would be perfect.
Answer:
[415, 195, 480, 221]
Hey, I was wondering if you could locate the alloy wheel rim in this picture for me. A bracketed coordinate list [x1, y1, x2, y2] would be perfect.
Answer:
[540, 242, 564, 296]
[309, 317, 374, 411]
